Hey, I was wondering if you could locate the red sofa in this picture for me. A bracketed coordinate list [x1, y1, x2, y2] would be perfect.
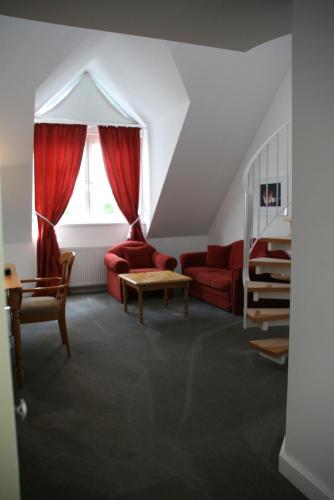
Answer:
[180, 240, 287, 315]
[104, 241, 177, 302]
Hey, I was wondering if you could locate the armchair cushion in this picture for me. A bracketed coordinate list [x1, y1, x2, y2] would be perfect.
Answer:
[185, 267, 232, 291]
[205, 245, 230, 268]
[124, 245, 151, 269]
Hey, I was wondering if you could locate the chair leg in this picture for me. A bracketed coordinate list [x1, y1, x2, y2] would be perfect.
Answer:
[58, 310, 71, 357]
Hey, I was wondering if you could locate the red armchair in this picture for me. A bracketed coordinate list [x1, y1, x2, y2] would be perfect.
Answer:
[104, 241, 177, 302]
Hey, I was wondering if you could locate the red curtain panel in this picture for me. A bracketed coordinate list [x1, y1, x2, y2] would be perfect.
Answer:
[34, 123, 87, 278]
[98, 125, 145, 241]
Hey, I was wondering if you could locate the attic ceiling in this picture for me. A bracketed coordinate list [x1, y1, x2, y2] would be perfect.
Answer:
[149, 36, 291, 237]
[0, 15, 291, 242]
[0, 0, 292, 51]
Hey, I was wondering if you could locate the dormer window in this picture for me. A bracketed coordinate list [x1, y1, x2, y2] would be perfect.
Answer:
[34, 72, 147, 228]
[60, 127, 125, 224]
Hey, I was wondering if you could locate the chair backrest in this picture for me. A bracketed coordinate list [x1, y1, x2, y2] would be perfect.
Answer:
[57, 251, 76, 301]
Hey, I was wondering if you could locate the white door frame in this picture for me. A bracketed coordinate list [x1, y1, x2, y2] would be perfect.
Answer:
[0, 183, 20, 500]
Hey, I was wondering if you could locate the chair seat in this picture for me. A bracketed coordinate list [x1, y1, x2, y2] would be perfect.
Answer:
[20, 296, 61, 322]
[184, 267, 232, 291]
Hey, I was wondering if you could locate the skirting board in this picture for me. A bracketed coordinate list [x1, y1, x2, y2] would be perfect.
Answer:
[279, 438, 334, 500]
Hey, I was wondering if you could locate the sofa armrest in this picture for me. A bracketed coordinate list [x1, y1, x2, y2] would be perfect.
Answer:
[104, 253, 129, 274]
[231, 266, 243, 315]
[180, 252, 207, 271]
[151, 251, 177, 270]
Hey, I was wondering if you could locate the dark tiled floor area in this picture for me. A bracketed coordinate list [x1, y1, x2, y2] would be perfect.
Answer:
[14, 292, 305, 500]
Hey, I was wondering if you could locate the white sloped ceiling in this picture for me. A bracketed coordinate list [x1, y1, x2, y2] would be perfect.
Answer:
[148, 35, 291, 237]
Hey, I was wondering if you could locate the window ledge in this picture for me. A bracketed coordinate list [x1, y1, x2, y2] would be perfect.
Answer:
[58, 221, 128, 228]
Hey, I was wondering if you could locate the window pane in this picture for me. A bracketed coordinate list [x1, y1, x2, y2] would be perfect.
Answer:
[60, 134, 125, 224]
[88, 138, 123, 222]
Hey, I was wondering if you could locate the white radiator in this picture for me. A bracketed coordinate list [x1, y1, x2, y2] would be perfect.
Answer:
[61, 246, 109, 287]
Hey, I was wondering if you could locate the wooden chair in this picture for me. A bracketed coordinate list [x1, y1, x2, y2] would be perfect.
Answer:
[20, 251, 76, 356]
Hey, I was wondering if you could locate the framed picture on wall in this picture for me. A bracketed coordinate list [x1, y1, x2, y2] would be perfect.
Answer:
[255, 176, 288, 215]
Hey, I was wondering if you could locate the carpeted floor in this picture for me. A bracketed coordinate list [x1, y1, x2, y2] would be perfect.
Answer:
[14, 292, 305, 500]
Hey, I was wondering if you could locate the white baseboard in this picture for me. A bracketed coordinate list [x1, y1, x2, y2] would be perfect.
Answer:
[279, 438, 334, 500]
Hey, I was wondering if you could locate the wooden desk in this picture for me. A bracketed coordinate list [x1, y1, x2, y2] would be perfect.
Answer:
[119, 270, 192, 324]
[4, 263, 23, 386]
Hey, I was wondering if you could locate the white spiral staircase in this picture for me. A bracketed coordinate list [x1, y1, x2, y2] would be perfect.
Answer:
[242, 122, 292, 364]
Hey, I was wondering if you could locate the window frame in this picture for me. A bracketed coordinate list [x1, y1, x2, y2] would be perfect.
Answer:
[59, 130, 126, 226]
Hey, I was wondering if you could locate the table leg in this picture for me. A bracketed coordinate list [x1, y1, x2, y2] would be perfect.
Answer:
[184, 283, 189, 318]
[164, 288, 168, 307]
[138, 288, 144, 324]
[122, 280, 128, 313]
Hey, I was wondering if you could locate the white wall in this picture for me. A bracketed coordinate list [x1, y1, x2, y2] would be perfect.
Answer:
[148, 235, 207, 271]
[208, 66, 292, 244]
[279, 2, 334, 499]
[87, 32, 189, 225]
[0, 17, 100, 276]
[57, 223, 130, 248]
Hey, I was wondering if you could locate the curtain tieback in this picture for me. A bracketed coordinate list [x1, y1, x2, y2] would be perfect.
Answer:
[35, 211, 55, 228]
[129, 216, 140, 228]
[127, 216, 140, 238]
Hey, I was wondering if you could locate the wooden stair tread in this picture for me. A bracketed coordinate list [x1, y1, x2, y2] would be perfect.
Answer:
[247, 308, 290, 321]
[271, 273, 290, 282]
[247, 281, 290, 292]
[249, 257, 291, 268]
[249, 337, 289, 357]
[261, 236, 291, 245]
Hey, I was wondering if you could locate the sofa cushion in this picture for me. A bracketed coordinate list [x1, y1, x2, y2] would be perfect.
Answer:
[124, 245, 151, 268]
[128, 267, 160, 273]
[205, 245, 230, 268]
[184, 267, 232, 291]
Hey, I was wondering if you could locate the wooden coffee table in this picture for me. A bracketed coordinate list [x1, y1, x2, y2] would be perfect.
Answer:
[119, 270, 192, 323]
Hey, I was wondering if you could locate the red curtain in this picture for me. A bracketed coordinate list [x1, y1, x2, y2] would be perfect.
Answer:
[98, 126, 145, 241]
[34, 123, 87, 278]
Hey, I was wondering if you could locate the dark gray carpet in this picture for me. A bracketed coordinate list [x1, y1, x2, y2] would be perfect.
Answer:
[14, 292, 305, 500]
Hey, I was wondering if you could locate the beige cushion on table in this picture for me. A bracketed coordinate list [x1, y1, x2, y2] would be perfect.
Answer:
[20, 296, 61, 322]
